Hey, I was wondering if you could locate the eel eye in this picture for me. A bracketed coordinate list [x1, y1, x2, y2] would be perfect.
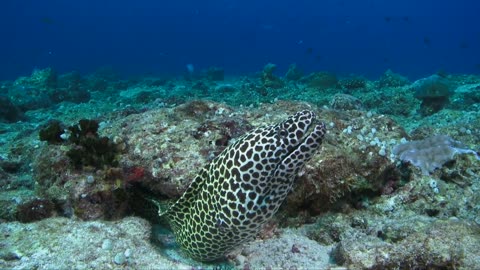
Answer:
[277, 128, 288, 138]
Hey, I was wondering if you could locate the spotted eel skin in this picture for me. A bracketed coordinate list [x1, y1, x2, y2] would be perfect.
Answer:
[159, 110, 326, 261]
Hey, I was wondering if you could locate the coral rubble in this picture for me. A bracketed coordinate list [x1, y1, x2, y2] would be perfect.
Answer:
[0, 66, 479, 269]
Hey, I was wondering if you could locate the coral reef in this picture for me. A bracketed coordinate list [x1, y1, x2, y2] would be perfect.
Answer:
[15, 198, 55, 223]
[14, 68, 58, 90]
[375, 69, 410, 88]
[329, 93, 364, 111]
[66, 119, 119, 169]
[31, 140, 130, 220]
[204, 66, 224, 81]
[0, 95, 23, 123]
[8, 86, 52, 112]
[362, 84, 417, 116]
[45, 118, 114, 172]
[38, 120, 64, 143]
[284, 63, 303, 81]
[33, 118, 126, 220]
[284, 109, 406, 217]
[0, 66, 479, 268]
[325, 213, 480, 269]
[260, 63, 284, 89]
[339, 76, 367, 91]
[412, 74, 452, 116]
[52, 71, 90, 103]
[9, 68, 57, 111]
[301, 71, 338, 90]
[7, 68, 90, 112]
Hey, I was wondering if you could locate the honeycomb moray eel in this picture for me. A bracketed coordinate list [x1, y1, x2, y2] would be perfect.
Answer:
[158, 110, 326, 261]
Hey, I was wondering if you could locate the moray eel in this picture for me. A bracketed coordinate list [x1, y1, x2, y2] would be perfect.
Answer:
[159, 110, 326, 261]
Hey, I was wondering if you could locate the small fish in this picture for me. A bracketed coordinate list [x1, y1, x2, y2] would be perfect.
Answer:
[186, 64, 194, 74]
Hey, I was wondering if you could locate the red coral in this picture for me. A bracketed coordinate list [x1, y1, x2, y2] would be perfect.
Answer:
[125, 166, 145, 183]
[381, 179, 398, 195]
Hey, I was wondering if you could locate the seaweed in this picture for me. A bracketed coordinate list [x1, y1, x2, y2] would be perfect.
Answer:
[39, 118, 118, 169]
[66, 119, 118, 169]
[39, 120, 64, 143]
[16, 198, 55, 223]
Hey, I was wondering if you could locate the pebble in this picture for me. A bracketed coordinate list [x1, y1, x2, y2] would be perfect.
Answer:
[113, 252, 126, 265]
[124, 248, 132, 258]
[101, 239, 113, 250]
[86, 175, 95, 184]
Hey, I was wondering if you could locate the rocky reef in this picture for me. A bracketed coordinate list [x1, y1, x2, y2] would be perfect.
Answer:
[0, 66, 479, 269]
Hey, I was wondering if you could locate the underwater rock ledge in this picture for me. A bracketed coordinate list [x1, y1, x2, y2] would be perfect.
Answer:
[1, 67, 480, 268]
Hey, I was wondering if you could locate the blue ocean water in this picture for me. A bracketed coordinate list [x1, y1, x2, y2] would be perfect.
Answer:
[1, 0, 479, 80]
[2, 1, 480, 269]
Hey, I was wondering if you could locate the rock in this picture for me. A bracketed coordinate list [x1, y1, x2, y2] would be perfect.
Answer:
[376, 69, 410, 88]
[285, 63, 303, 81]
[205, 67, 224, 81]
[0, 95, 23, 122]
[261, 63, 284, 89]
[330, 93, 364, 111]
[412, 74, 452, 116]
[302, 72, 338, 90]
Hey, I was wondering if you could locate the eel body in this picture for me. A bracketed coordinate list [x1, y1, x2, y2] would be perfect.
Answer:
[160, 110, 326, 261]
